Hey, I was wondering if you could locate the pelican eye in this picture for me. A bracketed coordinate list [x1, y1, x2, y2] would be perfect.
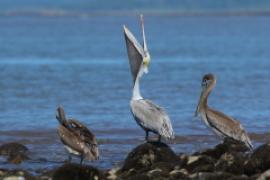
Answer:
[202, 79, 209, 87]
[143, 59, 149, 66]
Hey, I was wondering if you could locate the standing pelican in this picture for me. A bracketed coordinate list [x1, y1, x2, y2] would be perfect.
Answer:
[56, 106, 99, 164]
[123, 15, 174, 142]
[195, 74, 253, 150]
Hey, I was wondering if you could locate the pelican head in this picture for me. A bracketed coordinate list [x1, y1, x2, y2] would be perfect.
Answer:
[195, 73, 216, 117]
[201, 73, 216, 90]
[142, 53, 150, 74]
[123, 14, 151, 82]
[56, 105, 66, 122]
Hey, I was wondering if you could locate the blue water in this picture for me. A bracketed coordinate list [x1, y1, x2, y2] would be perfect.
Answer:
[1, 0, 270, 13]
[0, 15, 270, 172]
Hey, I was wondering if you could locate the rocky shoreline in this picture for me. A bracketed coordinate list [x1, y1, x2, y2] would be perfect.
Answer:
[1, 139, 270, 180]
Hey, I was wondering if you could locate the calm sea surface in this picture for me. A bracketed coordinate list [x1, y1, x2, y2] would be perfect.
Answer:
[0, 15, 270, 172]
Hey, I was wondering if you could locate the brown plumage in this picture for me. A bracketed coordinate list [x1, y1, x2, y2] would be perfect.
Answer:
[195, 73, 253, 150]
[56, 106, 99, 164]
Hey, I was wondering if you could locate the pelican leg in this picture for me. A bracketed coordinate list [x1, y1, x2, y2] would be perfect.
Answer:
[80, 155, 84, 165]
[145, 131, 149, 141]
[68, 155, 72, 163]
[158, 135, 161, 142]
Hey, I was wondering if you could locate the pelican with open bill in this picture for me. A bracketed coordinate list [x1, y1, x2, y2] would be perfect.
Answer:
[195, 73, 253, 150]
[123, 15, 174, 142]
[56, 106, 99, 164]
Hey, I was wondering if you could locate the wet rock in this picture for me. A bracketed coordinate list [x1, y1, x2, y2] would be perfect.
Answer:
[0, 142, 29, 164]
[150, 162, 177, 174]
[215, 152, 245, 175]
[119, 165, 170, 180]
[124, 169, 172, 180]
[106, 167, 121, 180]
[256, 169, 270, 180]
[179, 153, 189, 166]
[0, 142, 28, 155]
[0, 169, 35, 180]
[52, 163, 104, 180]
[122, 142, 179, 172]
[119, 142, 183, 180]
[189, 171, 233, 180]
[229, 175, 250, 180]
[185, 155, 216, 173]
[124, 173, 151, 180]
[37, 168, 56, 180]
[169, 168, 189, 179]
[8, 153, 29, 164]
[195, 138, 249, 160]
[244, 143, 270, 175]
[147, 168, 167, 177]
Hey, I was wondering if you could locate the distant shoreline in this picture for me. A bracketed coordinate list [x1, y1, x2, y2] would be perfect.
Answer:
[1, 9, 270, 18]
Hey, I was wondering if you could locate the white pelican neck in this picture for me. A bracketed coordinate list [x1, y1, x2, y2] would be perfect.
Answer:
[132, 65, 144, 100]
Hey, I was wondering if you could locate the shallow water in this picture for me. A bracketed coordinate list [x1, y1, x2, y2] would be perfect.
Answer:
[0, 15, 270, 172]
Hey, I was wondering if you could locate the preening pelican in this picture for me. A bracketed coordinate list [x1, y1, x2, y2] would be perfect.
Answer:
[195, 74, 253, 150]
[123, 15, 174, 142]
[56, 106, 99, 164]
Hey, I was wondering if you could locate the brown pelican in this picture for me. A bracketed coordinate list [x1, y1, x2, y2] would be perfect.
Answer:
[195, 73, 253, 150]
[123, 15, 174, 142]
[56, 106, 99, 164]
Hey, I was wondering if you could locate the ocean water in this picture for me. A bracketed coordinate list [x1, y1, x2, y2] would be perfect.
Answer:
[0, 15, 270, 172]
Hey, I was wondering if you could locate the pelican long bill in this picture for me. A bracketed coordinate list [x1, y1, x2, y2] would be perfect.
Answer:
[123, 25, 144, 83]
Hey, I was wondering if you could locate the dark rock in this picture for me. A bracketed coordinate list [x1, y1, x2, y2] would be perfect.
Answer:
[249, 174, 261, 180]
[189, 171, 233, 180]
[215, 152, 245, 175]
[0, 142, 28, 155]
[0, 169, 36, 180]
[52, 163, 104, 180]
[195, 138, 250, 160]
[120, 169, 167, 180]
[106, 167, 121, 180]
[256, 169, 270, 180]
[124, 173, 151, 180]
[121, 164, 188, 180]
[0, 142, 29, 164]
[146, 168, 168, 179]
[150, 162, 176, 174]
[119, 168, 139, 179]
[37, 168, 56, 180]
[119, 142, 183, 180]
[185, 155, 216, 173]
[244, 143, 270, 175]
[179, 153, 189, 166]
[169, 169, 189, 180]
[229, 175, 250, 180]
[8, 153, 29, 164]
[122, 142, 179, 172]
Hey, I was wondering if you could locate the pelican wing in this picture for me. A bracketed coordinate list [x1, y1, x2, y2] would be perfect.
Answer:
[131, 99, 174, 139]
[206, 108, 253, 149]
[123, 25, 145, 82]
[57, 119, 97, 150]
[68, 119, 97, 146]
[57, 125, 85, 153]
